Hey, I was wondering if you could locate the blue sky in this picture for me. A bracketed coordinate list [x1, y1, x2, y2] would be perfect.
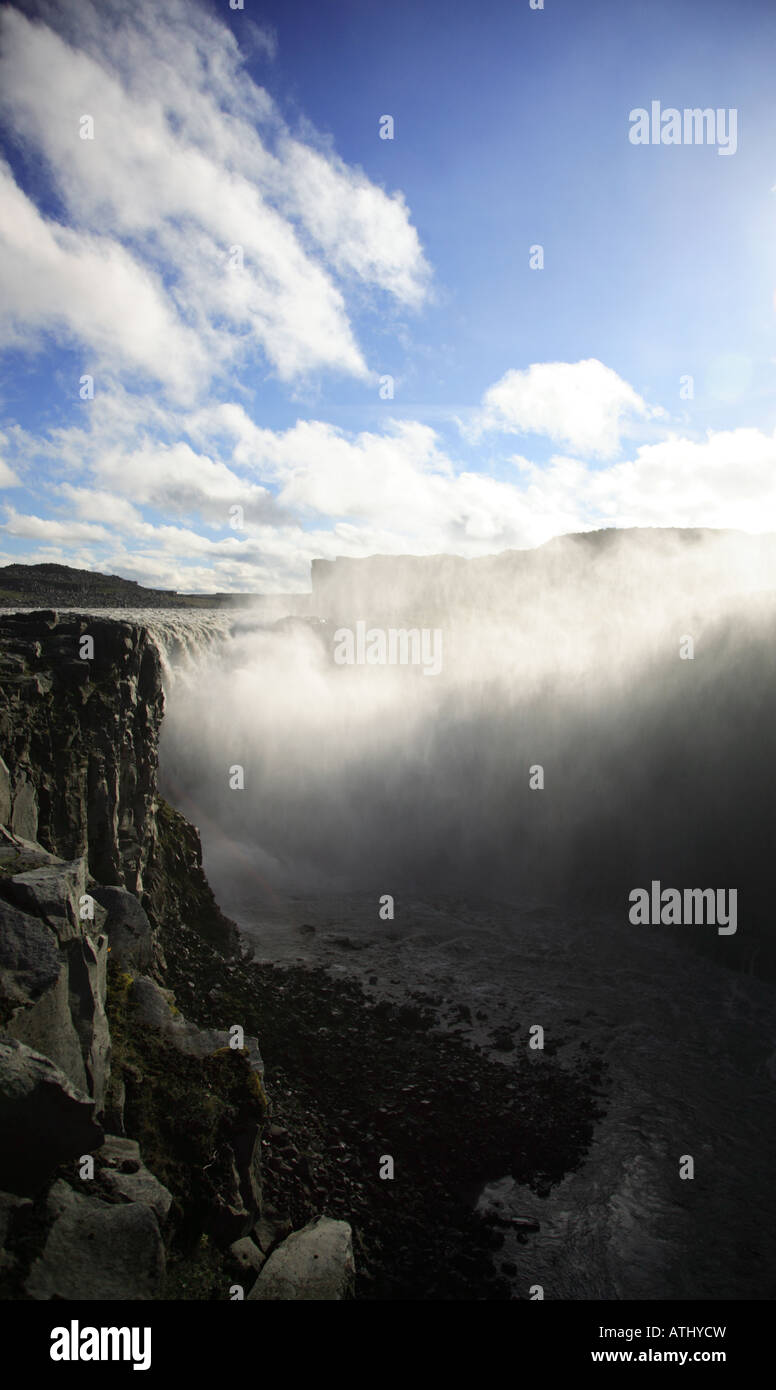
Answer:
[1, 0, 776, 591]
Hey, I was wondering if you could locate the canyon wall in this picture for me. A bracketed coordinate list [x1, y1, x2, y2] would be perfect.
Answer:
[0, 611, 274, 1300]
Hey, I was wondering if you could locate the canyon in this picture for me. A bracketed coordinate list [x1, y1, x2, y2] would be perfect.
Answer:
[2, 526, 776, 1299]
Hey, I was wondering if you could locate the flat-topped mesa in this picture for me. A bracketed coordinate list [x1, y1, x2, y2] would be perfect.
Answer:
[310, 528, 776, 625]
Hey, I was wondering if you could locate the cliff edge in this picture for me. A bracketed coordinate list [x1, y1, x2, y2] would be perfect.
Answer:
[0, 611, 292, 1300]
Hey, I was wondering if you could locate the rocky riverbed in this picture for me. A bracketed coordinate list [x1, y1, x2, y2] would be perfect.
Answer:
[200, 881, 776, 1301]
[159, 896, 605, 1300]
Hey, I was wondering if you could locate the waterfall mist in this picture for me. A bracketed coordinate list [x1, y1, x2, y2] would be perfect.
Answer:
[152, 528, 776, 977]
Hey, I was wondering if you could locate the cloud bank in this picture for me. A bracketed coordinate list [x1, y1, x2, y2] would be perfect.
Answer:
[0, 0, 430, 395]
[0, 1, 772, 591]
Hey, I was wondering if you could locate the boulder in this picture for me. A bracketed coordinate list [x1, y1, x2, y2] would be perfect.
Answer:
[0, 899, 61, 1005]
[228, 1237, 265, 1278]
[10, 776, 38, 842]
[6, 961, 89, 1096]
[128, 975, 176, 1031]
[90, 885, 153, 969]
[100, 1165, 173, 1225]
[24, 1179, 165, 1300]
[0, 1039, 103, 1195]
[129, 975, 264, 1077]
[98, 1134, 142, 1172]
[247, 1216, 355, 1301]
[253, 1214, 290, 1255]
[126, 977, 264, 1230]
[0, 839, 63, 875]
[5, 860, 87, 943]
[0, 893, 111, 1110]
[98, 1135, 172, 1225]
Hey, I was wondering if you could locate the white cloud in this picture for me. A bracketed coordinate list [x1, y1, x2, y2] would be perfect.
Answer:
[0, 430, 20, 488]
[0, 0, 430, 392]
[475, 359, 654, 459]
[6, 359, 776, 592]
[185, 408, 625, 554]
[279, 140, 431, 307]
[0, 164, 209, 398]
[92, 441, 273, 521]
[0, 463, 19, 488]
[571, 427, 776, 531]
[59, 487, 145, 530]
[2, 506, 112, 544]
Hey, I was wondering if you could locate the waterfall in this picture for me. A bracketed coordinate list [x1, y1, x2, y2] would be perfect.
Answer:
[138, 610, 237, 688]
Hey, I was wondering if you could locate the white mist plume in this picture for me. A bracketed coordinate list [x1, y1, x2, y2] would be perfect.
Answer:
[152, 530, 776, 949]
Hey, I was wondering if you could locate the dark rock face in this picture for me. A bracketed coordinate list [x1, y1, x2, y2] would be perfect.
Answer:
[143, 799, 239, 956]
[0, 1039, 104, 1195]
[0, 611, 163, 893]
[90, 886, 153, 970]
[0, 611, 237, 953]
[0, 898, 61, 1005]
[5, 859, 89, 943]
[0, 610, 261, 1298]
[0, 851, 111, 1110]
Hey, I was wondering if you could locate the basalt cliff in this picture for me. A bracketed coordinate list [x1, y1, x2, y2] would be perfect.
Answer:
[0, 610, 354, 1301]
